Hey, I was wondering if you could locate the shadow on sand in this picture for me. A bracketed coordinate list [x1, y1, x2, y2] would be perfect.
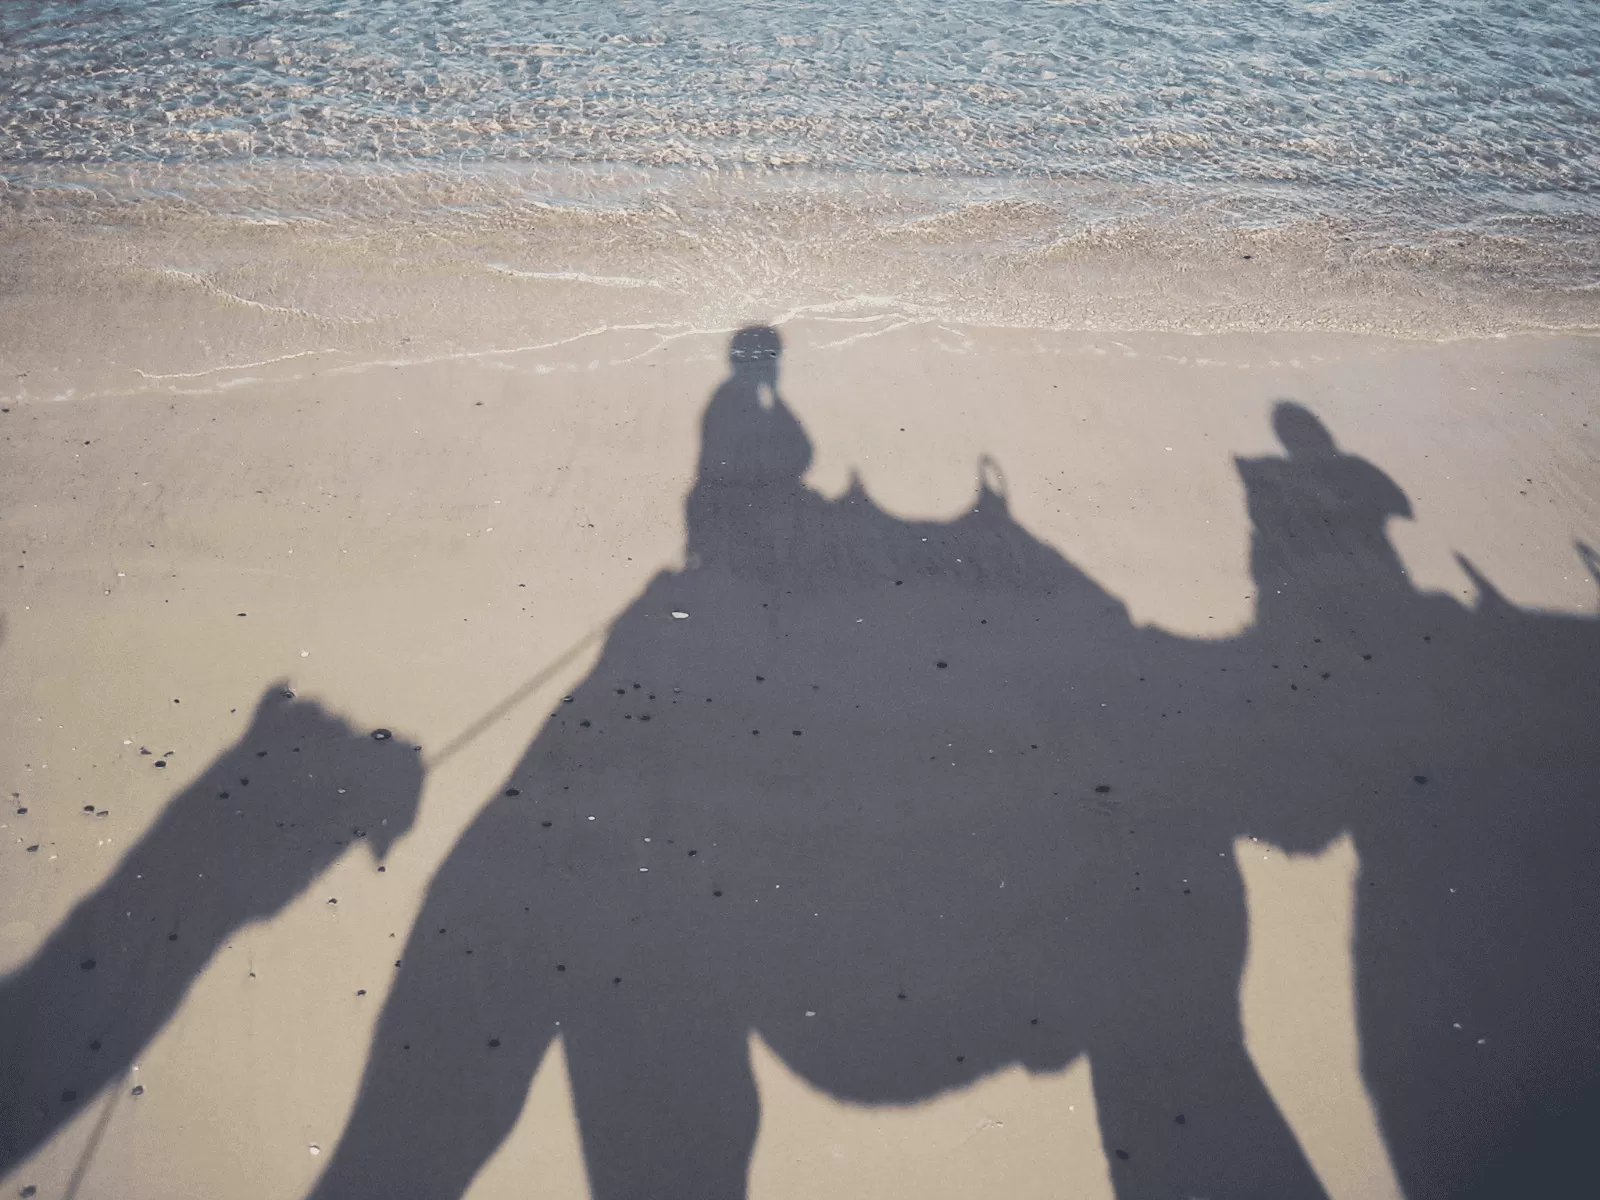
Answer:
[308, 327, 1600, 1200]
[0, 689, 423, 1177]
[12, 326, 1597, 1199]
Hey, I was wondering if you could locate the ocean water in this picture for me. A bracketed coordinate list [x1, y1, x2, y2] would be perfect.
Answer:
[2, 0, 1599, 351]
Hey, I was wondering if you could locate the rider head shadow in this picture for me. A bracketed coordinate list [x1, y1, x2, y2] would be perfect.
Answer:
[307, 328, 1336, 1200]
[1, 687, 423, 1176]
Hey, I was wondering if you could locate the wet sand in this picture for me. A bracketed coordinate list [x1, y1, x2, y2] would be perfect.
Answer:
[2, 319, 1598, 1199]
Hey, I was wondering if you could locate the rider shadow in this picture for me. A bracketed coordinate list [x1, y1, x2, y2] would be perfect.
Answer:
[1, 688, 423, 1177]
[307, 329, 1600, 1199]
[309, 327, 1323, 1200]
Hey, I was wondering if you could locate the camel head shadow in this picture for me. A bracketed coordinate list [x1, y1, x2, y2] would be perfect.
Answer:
[0, 685, 423, 1175]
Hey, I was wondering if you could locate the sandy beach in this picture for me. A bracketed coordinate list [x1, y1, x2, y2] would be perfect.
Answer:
[3, 283, 1597, 1199]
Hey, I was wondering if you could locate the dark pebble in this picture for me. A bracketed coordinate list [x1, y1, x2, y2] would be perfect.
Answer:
[688, 849, 697, 856]
[751, 730, 760, 736]
[1414, 775, 1428, 785]
[219, 792, 229, 799]
[89, 1040, 101, 1051]
[541, 821, 552, 828]
[327, 898, 338, 905]
[897, 992, 907, 1000]
[15, 807, 25, 814]
[154, 760, 166, 768]
[26, 845, 38, 853]
[791, 730, 802, 736]
[956, 1056, 965, 1063]
[167, 933, 178, 942]
[488, 1038, 501, 1048]
[713, 890, 723, 897]
[1175, 1114, 1186, 1125]
[61, 1090, 77, 1103]
[936, 661, 948, 669]
[580, 720, 591, 727]
[23, 1188, 37, 1199]
[562, 695, 574, 704]
[1030, 1018, 1039, 1025]
[1094, 785, 1111, 794]
[131, 1085, 144, 1096]
[1115, 1149, 1129, 1161]
[83, 805, 95, 813]
[370, 729, 392, 741]
[80, 958, 96, 971]
[556, 964, 566, 972]
[505, 788, 521, 797]
[612, 977, 622, 985]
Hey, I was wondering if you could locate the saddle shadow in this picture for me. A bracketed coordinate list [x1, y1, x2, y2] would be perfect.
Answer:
[1, 687, 423, 1176]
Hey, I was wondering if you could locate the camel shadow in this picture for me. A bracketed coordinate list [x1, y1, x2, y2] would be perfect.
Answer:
[307, 328, 1600, 1199]
[1, 687, 423, 1177]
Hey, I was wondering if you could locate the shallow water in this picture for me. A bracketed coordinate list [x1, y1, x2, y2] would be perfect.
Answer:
[5, 0, 1598, 205]
[2, 1, 1598, 342]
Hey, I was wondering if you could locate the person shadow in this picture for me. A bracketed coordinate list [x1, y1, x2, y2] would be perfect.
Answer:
[305, 327, 1331, 1200]
[1, 687, 423, 1177]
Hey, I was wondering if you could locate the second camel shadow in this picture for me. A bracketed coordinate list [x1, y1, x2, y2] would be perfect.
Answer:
[308, 328, 1600, 1200]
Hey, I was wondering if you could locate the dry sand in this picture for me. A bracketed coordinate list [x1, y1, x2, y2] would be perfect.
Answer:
[2, 316, 1597, 1199]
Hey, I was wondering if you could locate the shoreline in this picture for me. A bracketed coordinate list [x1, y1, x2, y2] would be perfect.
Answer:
[4, 167, 1599, 410]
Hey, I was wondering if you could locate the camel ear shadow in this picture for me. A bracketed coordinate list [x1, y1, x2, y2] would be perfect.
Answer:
[1578, 541, 1600, 592]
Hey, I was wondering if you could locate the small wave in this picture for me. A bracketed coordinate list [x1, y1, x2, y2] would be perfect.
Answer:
[486, 264, 672, 291]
